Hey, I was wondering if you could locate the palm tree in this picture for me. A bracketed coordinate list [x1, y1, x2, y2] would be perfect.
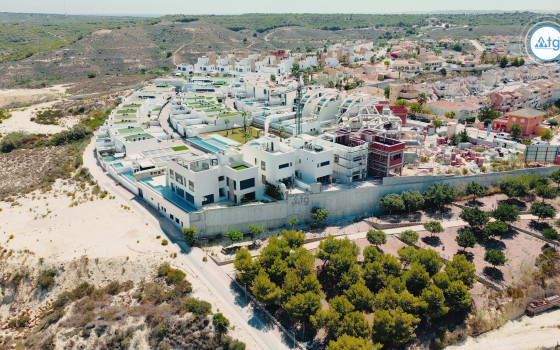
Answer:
[397, 66, 404, 80]
[224, 118, 230, 136]
[384, 60, 390, 70]
[241, 112, 247, 132]
[417, 92, 428, 106]
[279, 126, 286, 141]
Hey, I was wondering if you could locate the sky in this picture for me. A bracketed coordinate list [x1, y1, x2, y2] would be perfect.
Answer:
[0, 0, 559, 16]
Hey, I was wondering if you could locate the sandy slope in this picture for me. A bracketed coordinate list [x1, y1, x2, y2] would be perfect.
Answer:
[0, 85, 68, 108]
[0, 99, 78, 135]
[0, 180, 259, 349]
[446, 310, 560, 350]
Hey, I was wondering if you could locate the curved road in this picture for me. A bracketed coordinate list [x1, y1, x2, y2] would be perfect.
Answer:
[83, 140, 290, 350]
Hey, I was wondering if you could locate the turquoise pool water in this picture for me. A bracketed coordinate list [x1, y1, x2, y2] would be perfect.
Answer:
[112, 162, 124, 169]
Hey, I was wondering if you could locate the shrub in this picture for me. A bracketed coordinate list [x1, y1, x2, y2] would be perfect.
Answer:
[212, 313, 230, 333]
[161, 239, 169, 246]
[542, 228, 560, 241]
[166, 269, 186, 285]
[37, 268, 58, 289]
[182, 297, 212, 316]
[8, 313, 30, 329]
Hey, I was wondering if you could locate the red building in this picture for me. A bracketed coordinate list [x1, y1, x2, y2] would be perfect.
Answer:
[360, 130, 405, 177]
[374, 101, 409, 125]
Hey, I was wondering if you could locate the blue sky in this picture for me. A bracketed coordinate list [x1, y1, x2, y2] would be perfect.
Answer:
[1, 0, 559, 16]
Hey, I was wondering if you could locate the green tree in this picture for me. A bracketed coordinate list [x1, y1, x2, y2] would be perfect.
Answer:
[444, 111, 455, 119]
[424, 183, 455, 211]
[423, 221, 444, 238]
[251, 271, 281, 306]
[401, 190, 424, 212]
[284, 291, 321, 323]
[384, 60, 390, 69]
[367, 229, 387, 247]
[270, 74, 276, 82]
[509, 123, 522, 139]
[433, 271, 451, 290]
[403, 262, 430, 296]
[411, 248, 443, 276]
[542, 228, 560, 241]
[492, 203, 520, 223]
[282, 229, 305, 249]
[338, 311, 371, 339]
[183, 226, 198, 246]
[234, 248, 261, 285]
[417, 92, 428, 106]
[311, 207, 329, 224]
[384, 86, 390, 99]
[456, 229, 476, 252]
[477, 104, 500, 125]
[421, 284, 449, 318]
[292, 62, 300, 76]
[268, 257, 288, 285]
[226, 230, 244, 243]
[529, 202, 556, 222]
[372, 307, 420, 348]
[483, 220, 509, 239]
[409, 102, 424, 115]
[288, 217, 299, 228]
[459, 207, 489, 232]
[499, 56, 508, 68]
[535, 184, 558, 203]
[248, 225, 264, 240]
[380, 193, 405, 214]
[550, 169, 560, 188]
[499, 177, 529, 199]
[444, 280, 472, 311]
[432, 117, 443, 131]
[344, 280, 374, 312]
[466, 182, 486, 202]
[224, 118, 231, 136]
[541, 129, 553, 143]
[445, 254, 476, 287]
[212, 313, 230, 333]
[484, 249, 506, 267]
[326, 334, 379, 350]
[400, 230, 419, 245]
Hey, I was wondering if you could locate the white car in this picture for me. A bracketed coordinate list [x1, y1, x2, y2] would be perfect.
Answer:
[494, 132, 511, 140]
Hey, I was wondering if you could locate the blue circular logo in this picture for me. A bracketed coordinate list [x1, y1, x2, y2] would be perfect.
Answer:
[529, 25, 560, 62]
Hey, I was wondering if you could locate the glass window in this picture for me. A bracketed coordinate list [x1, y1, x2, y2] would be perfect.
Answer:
[261, 161, 266, 170]
[189, 180, 194, 191]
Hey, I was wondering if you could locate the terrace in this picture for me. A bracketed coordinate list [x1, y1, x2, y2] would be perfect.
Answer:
[124, 133, 154, 142]
[117, 127, 143, 134]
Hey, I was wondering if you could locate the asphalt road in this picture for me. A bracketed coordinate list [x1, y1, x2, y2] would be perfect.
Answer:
[83, 140, 291, 350]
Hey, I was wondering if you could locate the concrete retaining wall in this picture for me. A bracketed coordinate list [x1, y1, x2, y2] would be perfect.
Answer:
[191, 165, 560, 237]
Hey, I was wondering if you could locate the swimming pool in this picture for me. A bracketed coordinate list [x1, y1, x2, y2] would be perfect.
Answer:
[112, 162, 124, 169]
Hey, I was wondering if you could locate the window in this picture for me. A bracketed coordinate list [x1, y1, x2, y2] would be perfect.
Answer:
[254, 158, 257, 165]
[261, 161, 266, 170]
[219, 176, 224, 182]
[240, 178, 255, 190]
[512, 117, 517, 122]
[279, 163, 289, 169]
[520, 118, 525, 123]
[169, 169, 174, 176]
[184, 191, 194, 204]
[233, 181, 237, 190]
[176, 187, 185, 198]
[170, 214, 174, 220]
[320, 161, 330, 167]
[189, 180, 194, 191]
[262, 175, 266, 183]
[175, 174, 184, 185]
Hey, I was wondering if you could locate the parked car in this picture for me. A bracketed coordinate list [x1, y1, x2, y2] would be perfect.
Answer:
[494, 132, 511, 140]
